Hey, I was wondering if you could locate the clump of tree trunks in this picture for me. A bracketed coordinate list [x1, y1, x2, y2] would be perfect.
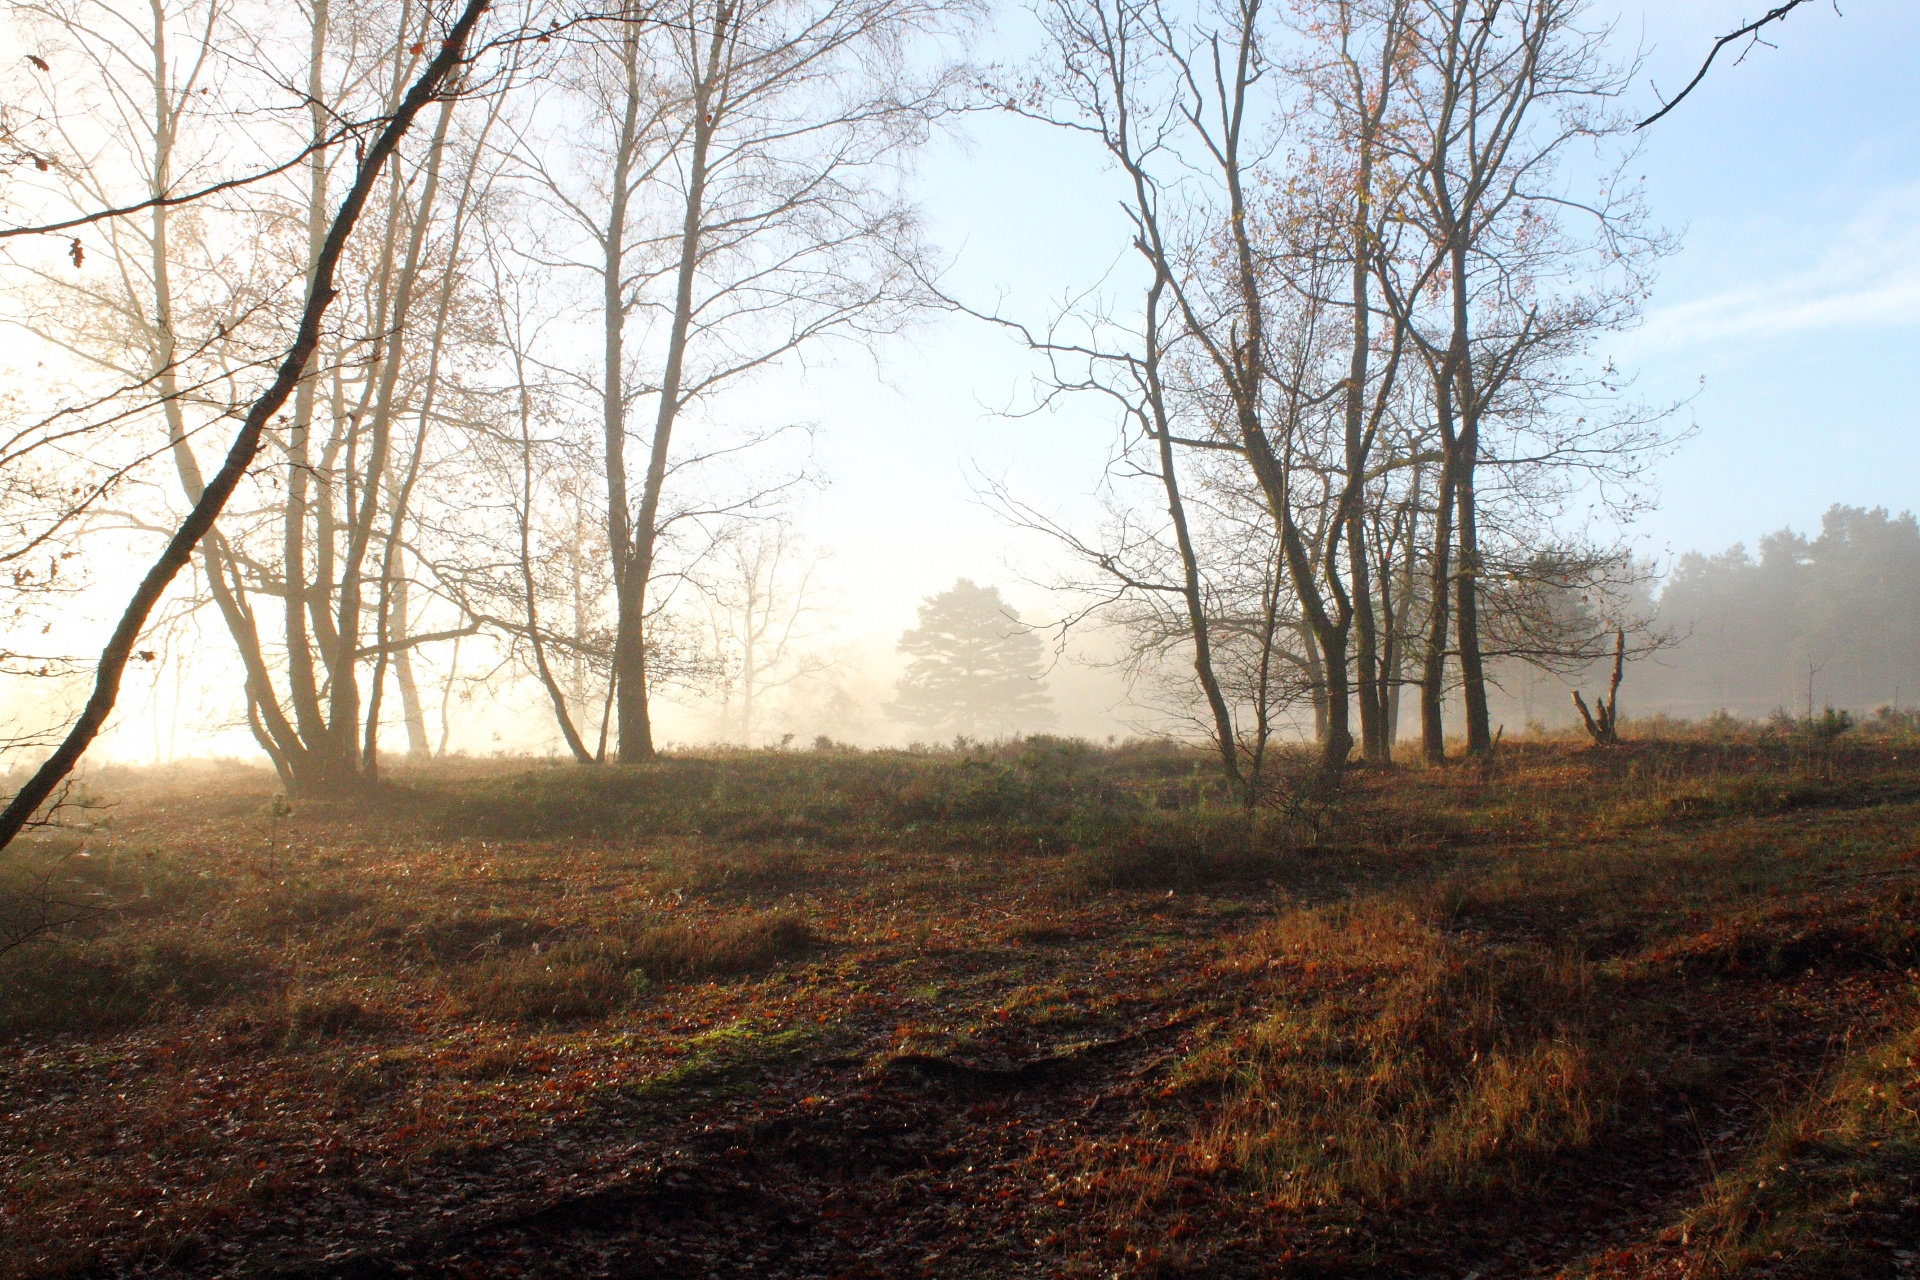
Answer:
[1573, 629, 1627, 747]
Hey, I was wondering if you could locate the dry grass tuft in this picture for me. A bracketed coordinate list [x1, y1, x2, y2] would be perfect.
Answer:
[1003, 914, 1094, 946]
[1064, 818, 1283, 892]
[662, 844, 818, 897]
[0, 931, 259, 1037]
[1178, 901, 1634, 1206]
[458, 939, 637, 1023]
[457, 912, 815, 1023]
[627, 910, 816, 980]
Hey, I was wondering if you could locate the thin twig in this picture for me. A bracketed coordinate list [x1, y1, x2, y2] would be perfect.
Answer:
[1637, 1, 1822, 130]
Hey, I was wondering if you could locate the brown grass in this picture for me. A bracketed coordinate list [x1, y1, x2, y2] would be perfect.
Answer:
[1677, 1019, 1920, 1278]
[3, 737, 1919, 1277]
[1177, 902, 1630, 1206]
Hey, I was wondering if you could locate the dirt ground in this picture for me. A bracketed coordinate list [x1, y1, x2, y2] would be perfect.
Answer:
[4, 742, 1919, 1278]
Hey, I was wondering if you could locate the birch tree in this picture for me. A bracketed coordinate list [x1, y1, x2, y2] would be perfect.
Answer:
[1377, 0, 1666, 760]
[517, 0, 965, 760]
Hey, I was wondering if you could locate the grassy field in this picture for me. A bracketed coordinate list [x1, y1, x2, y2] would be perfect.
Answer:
[3, 734, 1920, 1278]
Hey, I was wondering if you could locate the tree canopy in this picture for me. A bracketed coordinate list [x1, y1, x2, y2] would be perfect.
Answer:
[889, 581, 1053, 739]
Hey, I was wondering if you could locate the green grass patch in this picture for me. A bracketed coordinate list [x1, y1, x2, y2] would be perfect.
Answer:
[404, 737, 1210, 852]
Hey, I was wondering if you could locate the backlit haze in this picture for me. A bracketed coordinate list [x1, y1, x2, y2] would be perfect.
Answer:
[13, 0, 1920, 762]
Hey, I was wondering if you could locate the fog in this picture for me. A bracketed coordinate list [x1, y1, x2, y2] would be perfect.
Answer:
[0, 0, 1916, 793]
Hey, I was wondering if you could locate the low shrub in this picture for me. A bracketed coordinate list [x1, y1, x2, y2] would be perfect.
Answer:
[457, 938, 633, 1023]
[628, 911, 815, 980]
[282, 991, 387, 1041]
[375, 909, 545, 964]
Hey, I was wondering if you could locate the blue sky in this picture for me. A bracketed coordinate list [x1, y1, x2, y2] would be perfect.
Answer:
[1616, 1, 1920, 564]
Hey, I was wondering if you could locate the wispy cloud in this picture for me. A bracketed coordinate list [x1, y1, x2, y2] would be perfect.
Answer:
[1632, 181, 1920, 352]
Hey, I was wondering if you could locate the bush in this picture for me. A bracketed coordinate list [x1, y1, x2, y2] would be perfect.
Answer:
[1769, 706, 1855, 746]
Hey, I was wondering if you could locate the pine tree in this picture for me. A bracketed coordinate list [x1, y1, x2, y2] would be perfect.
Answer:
[889, 580, 1054, 738]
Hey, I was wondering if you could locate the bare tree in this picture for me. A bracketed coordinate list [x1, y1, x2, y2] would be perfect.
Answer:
[512, 0, 965, 761]
[699, 521, 831, 744]
[972, 0, 1274, 801]
[1375, 0, 1668, 760]
[0, 0, 496, 850]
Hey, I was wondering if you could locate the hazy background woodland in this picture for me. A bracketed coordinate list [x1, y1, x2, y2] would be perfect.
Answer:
[0, 0, 1915, 786]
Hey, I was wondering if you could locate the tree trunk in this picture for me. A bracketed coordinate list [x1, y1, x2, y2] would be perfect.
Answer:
[392, 579, 431, 759]
[1454, 422, 1492, 755]
[146, 5, 317, 788]
[335, 84, 455, 786]
[1379, 459, 1424, 752]
[617, 0, 731, 760]
[283, 0, 331, 765]
[1301, 619, 1328, 744]
[1145, 270, 1243, 798]
[1344, 124, 1385, 765]
[1448, 221, 1492, 757]
[1420, 377, 1458, 764]
[600, 2, 645, 761]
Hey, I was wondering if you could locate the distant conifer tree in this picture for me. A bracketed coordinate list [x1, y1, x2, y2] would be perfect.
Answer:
[888, 580, 1054, 738]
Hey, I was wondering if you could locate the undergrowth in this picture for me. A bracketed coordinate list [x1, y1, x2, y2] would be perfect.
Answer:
[5, 735, 1920, 1278]
[399, 736, 1217, 851]
[1682, 1018, 1920, 1278]
[457, 913, 815, 1023]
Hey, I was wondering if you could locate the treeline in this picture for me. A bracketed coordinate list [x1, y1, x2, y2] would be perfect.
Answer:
[1641, 505, 1920, 722]
[1482, 506, 1920, 731]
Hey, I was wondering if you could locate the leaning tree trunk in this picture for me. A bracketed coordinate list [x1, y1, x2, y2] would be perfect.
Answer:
[1142, 271, 1244, 799]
